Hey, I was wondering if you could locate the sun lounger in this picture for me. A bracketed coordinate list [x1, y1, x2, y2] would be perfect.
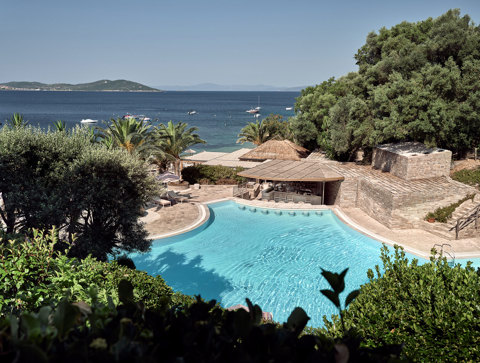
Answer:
[153, 197, 171, 208]
[167, 190, 189, 203]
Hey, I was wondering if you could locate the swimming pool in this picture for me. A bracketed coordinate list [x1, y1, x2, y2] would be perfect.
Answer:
[130, 200, 480, 327]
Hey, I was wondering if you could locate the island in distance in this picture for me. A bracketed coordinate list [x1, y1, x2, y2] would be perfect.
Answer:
[0, 79, 162, 92]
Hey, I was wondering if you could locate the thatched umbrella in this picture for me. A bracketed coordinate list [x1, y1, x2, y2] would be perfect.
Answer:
[239, 139, 310, 161]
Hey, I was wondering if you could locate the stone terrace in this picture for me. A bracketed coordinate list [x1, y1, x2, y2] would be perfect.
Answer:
[141, 185, 235, 238]
[322, 161, 477, 229]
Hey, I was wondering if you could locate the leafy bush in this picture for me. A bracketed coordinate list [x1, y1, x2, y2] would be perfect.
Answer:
[321, 245, 480, 362]
[0, 229, 175, 314]
[0, 279, 402, 362]
[452, 167, 480, 187]
[181, 164, 246, 184]
[425, 194, 475, 222]
[0, 126, 157, 260]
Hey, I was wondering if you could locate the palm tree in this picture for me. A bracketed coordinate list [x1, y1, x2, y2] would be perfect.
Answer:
[6, 113, 29, 129]
[155, 121, 206, 176]
[97, 118, 159, 159]
[53, 120, 66, 132]
[236, 119, 271, 145]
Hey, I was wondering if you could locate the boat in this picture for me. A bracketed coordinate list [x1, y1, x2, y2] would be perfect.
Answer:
[122, 113, 136, 120]
[80, 119, 98, 124]
[122, 114, 151, 121]
[246, 108, 259, 114]
[254, 113, 261, 118]
[187, 110, 197, 115]
[255, 96, 261, 110]
[285, 107, 293, 111]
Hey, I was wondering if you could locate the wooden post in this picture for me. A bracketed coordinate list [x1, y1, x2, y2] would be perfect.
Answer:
[476, 209, 478, 230]
[322, 182, 325, 205]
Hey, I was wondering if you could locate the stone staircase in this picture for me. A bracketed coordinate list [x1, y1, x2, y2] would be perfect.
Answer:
[424, 198, 480, 239]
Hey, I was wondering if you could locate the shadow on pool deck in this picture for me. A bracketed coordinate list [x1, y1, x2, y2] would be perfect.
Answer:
[133, 249, 233, 301]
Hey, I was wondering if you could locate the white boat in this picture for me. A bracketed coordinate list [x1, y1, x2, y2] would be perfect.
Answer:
[122, 113, 136, 120]
[255, 96, 261, 110]
[254, 113, 261, 118]
[285, 107, 293, 111]
[187, 110, 197, 115]
[80, 119, 98, 124]
[246, 108, 259, 114]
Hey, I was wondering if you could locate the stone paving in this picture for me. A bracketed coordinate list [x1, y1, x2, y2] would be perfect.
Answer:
[329, 162, 474, 200]
[141, 202, 200, 238]
[340, 206, 480, 258]
[142, 185, 234, 238]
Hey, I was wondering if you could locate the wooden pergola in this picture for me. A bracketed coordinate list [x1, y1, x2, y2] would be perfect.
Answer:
[237, 160, 345, 205]
[237, 160, 344, 182]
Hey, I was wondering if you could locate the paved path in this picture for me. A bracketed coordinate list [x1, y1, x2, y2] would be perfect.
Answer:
[142, 185, 234, 239]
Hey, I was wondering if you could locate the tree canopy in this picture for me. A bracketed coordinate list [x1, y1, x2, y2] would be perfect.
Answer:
[237, 114, 292, 145]
[291, 9, 480, 160]
[0, 126, 156, 260]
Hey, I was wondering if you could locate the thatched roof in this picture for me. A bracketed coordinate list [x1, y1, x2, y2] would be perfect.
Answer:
[239, 140, 310, 161]
[237, 160, 344, 182]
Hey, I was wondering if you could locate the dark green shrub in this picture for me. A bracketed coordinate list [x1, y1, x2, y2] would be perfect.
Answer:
[425, 194, 475, 222]
[0, 126, 157, 260]
[0, 229, 175, 314]
[321, 245, 480, 362]
[0, 279, 402, 362]
[116, 255, 136, 269]
[181, 164, 246, 184]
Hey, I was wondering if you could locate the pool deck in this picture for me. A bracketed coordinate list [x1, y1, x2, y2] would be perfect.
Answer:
[142, 185, 480, 259]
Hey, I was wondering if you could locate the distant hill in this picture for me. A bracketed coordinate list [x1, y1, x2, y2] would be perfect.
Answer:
[0, 79, 161, 92]
[156, 83, 307, 92]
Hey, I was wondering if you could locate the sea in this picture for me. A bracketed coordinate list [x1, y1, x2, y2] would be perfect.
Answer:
[0, 91, 299, 152]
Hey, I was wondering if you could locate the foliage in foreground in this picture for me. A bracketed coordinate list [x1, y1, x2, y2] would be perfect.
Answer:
[291, 10, 480, 160]
[0, 278, 402, 362]
[181, 164, 246, 184]
[0, 126, 157, 260]
[321, 245, 480, 362]
[425, 193, 474, 222]
[0, 229, 195, 315]
[452, 167, 480, 187]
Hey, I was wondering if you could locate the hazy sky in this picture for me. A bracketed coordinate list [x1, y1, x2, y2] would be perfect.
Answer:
[2, 0, 479, 87]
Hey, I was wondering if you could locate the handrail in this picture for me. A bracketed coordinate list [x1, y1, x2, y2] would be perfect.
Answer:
[432, 243, 455, 264]
[252, 184, 261, 199]
[233, 182, 249, 199]
[449, 202, 480, 240]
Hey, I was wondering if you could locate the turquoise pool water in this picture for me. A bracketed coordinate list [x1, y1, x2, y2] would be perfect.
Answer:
[130, 201, 480, 327]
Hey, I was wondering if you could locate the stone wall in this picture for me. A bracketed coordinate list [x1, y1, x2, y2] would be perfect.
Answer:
[324, 181, 341, 205]
[372, 148, 452, 180]
[332, 175, 475, 229]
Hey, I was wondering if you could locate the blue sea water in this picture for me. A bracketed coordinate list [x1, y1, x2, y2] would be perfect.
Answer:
[0, 90, 299, 151]
[130, 201, 480, 327]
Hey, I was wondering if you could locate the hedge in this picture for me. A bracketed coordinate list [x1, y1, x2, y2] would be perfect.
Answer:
[181, 164, 246, 184]
[319, 245, 480, 362]
[0, 229, 191, 315]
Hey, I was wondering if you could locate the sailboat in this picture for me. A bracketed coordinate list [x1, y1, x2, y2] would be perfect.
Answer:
[255, 96, 261, 110]
[246, 96, 261, 114]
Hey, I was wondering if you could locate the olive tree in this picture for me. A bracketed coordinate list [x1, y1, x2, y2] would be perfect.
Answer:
[0, 125, 156, 260]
